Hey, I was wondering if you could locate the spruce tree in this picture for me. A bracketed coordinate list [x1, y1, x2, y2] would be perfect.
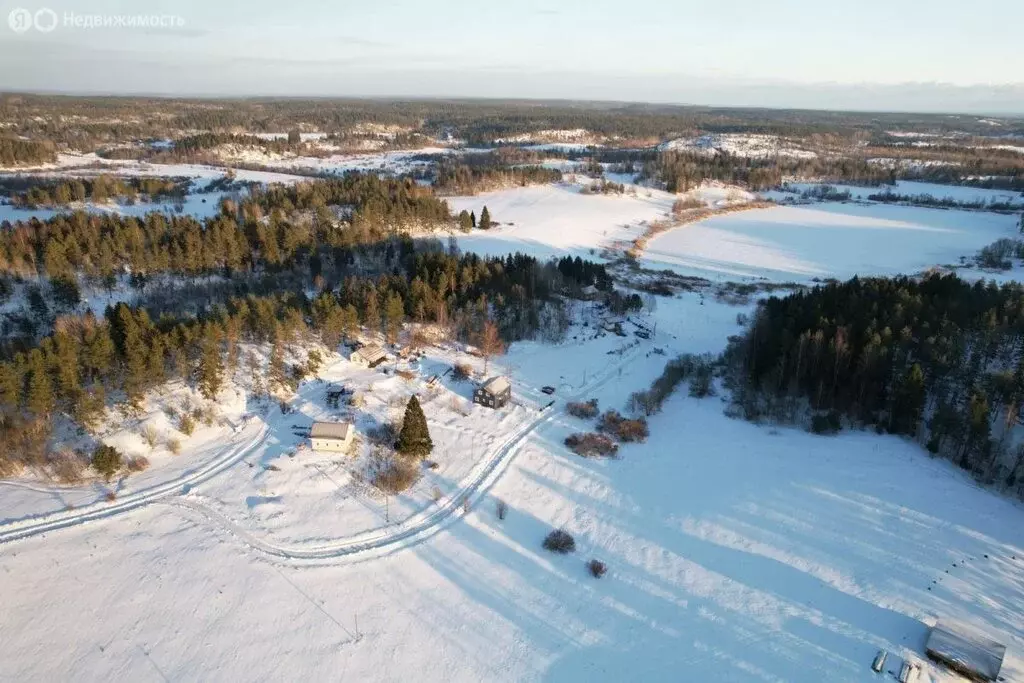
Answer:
[470, 211, 476, 228]
[24, 349, 53, 419]
[396, 395, 433, 459]
[198, 324, 224, 400]
[384, 292, 405, 344]
[458, 210, 473, 231]
[479, 206, 492, 230]
[92, 444, 122, 482]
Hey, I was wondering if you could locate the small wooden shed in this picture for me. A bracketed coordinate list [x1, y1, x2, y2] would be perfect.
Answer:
[310, 422, 354, 453]
[925, 622, 1006, 682]
[350, 343, 387, 368]
[474, 376, 511, 409]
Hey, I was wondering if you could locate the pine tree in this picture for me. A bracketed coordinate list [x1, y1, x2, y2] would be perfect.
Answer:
[458, 210, 473, 231]
[890, 363, 925, 435]
[92, 443, 122, 482]
[479, 206, 492, 230]
[24, 349, 53, 420]
[198, 324, 224, 400]
[384, 292, 405, 344]
[364, 287, 380, 333]
[470, 210, 476, 228]
[342, 304, 360, 343]
[396, 395, 433, 459]
[116, 306, 149, 409]
[268, 331, 287, 393]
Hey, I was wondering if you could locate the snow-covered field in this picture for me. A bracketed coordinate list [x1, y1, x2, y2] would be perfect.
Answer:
[0, 190, 236, 223]
[642, 203, 1019, 282]
[773, 180, 1024, 208]
[447, 182, 676, 260]
[660, 134, 817, 160]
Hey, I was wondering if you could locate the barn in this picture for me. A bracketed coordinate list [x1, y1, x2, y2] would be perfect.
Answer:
[474, 376, 512, 409]
[310, 422, 354, 453]
[925, 622, 1006, 682]
[350, 343, 387, 368]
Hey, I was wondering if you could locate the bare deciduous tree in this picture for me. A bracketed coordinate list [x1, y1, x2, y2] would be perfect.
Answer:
[477, 319, 505, 375]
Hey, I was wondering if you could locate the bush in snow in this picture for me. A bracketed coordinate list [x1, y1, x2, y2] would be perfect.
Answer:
[371, 457, 421, 495]
[452, 363, 473, 382]
[141, 424, 160, 449]
[587, 559, 608, 578]
[367, 421, 400, 447]
[91, 444, 123, 482]
[167, 438, 182, 455]
[543, 529, 576, 554]
[177, 413, 196, 436]
[50, 450, 86, 484]
[598, 410, 649, 443]
[688, 366, 715, 398]
[566, 399, 599, 420]
[126, 455, 150, 473]
[565, 433, 619, 458]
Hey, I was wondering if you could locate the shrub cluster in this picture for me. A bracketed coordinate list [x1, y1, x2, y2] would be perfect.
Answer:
[565, 432, 619, 458]
[630, 353, 716, 415]
[543, 529, 576, 554]
[597, 410, 649, 443]
[372, 458, 421, 494]
[566, 399, 599, 419]
[587, 559, 608, 578]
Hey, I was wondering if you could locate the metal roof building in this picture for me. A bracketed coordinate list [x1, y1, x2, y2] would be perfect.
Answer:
[925, 622, 1006, 682]
[310, 422, 355, 452]
[350, 343, 387, 368]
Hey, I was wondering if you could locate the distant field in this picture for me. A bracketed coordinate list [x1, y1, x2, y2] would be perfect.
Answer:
[641, 202, 1019, 282]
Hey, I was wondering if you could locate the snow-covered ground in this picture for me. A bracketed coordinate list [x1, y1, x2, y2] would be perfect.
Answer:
[0, 190, 236, 223]
[447, 182, 676, 260]
[642, 203, 1019, 282]
[2, 170, 1024, 681]
[211, 146, 459, 177]
[660, 134, 817, 160]
[1, 288, 1022, 682]
[772, 180, 1024, 207]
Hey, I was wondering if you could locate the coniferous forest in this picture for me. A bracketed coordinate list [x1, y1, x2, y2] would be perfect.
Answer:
[726, 274, 1024, 492]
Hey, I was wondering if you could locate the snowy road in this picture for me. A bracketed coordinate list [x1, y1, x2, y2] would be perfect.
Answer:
[0, 419, 268, 545]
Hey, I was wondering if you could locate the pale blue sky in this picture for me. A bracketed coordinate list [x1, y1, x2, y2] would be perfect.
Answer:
[1, 0, 1023, 112]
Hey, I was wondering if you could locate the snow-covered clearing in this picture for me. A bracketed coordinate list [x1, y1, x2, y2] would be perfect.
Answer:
[660, 134, 817, 160]
[774, 180, 1024, 208]
[211, 146, 459, 177]
[0, 190, 236, 223]
[447, 182, 677, 260]
[642, 203, 1019, 282]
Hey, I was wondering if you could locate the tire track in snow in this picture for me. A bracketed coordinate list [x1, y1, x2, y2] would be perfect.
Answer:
[0, 419, 269, 545]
